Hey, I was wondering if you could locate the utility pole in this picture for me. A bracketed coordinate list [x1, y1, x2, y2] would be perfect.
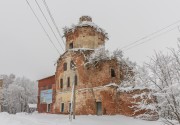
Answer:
[73, 72, 76, 119]
[69, 66, 76, 121]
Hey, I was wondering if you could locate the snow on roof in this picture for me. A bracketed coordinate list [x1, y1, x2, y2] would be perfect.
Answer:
[68, 48, 95, 52]
[57, 48, 94, 63]
[28, 104, 37, 108]
[118, 86, 149, 92]
[63, 20, 109, 40]
[104, 83, 119, 88]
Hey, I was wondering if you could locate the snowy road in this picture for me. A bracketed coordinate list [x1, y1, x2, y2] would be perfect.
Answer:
[0, 112, 162, 125]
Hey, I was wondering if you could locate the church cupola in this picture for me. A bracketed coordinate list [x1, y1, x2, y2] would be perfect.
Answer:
[79, 16, 92, 23]
[63, 16, 108, 51]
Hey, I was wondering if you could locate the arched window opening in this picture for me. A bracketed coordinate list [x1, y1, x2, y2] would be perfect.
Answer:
[64, 63, 67, 71]
[60, 79, 63, 89]
[111, 69, 116, 77]
[67, 77, 70, 87]
[69, 42, 73, 49]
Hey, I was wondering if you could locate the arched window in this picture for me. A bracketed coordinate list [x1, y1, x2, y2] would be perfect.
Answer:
[64, 63, 67, 71]
[67, 77, 70, 87]
[111, 68, 116, 77]
[69, 42, 73, 49]
[60, 79, 63, 89]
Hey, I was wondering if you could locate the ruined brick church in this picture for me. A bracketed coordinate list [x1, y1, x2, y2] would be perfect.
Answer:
[38, 16, 155, 117]
[52, 16, 143, 116]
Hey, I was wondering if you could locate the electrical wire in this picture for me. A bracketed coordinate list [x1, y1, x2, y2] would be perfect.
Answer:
[42, 0, 65, 45]
[124, 26, 179, 51]
[25, 0, 60, 54]
[34, 0, 65, 51]
[120, 19, 180, 50]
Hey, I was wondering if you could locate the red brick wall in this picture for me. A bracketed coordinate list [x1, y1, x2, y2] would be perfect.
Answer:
[54, 51, 156, 118]
[37, 75, 55, 113]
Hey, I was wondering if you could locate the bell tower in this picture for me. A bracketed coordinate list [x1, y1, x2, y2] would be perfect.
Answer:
[63, 16, 108, 51]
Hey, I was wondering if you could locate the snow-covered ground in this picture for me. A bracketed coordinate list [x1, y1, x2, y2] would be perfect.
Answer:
[0, 112, 162, 125]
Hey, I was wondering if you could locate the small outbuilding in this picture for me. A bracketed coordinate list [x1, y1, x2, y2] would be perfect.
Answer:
[37, 75, 55, 113]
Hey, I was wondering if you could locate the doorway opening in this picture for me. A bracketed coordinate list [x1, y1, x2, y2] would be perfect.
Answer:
[47, 104, 51, 112]
[96, 102, 102, 115]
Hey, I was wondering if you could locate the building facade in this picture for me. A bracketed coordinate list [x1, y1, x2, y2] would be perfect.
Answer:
[37, 16, 156, 118]
[37, 75, 55, 113]
[53, 16, 142, 116]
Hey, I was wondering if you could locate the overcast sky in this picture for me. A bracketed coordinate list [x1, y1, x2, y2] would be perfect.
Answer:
[0, 0, 180, 80]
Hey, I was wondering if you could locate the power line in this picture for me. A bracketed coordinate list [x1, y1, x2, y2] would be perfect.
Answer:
[25, 0, 60, 54]
[34, 0, 65, 51]
[42, 0, 65, 45]
[124, 26, 179, 51]
[120, 19, 180, 50]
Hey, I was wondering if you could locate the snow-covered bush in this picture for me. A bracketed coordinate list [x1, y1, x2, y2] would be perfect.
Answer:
[87, 46, 111, 64]
[87, 46, 134, 66]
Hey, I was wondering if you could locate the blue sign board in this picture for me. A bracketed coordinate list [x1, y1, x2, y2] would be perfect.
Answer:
[40, 89, 52, 104]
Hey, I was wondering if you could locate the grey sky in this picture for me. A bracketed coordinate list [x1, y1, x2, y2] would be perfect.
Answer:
[0, 0, 180, 80]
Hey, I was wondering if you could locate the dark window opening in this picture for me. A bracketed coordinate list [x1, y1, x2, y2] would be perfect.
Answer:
[64, 63, 67, 71]
[61, 103, 64, 112]
[67, 77, 70, 87]
[60, 79, 63, 89]
[75, 75, 78, 86]
[47, 104, 51, 112]
[111, 69, 116, 77]
[69, 43, 73, 49]
[69, 103, 71, 112]
[70, 61, 75, 70]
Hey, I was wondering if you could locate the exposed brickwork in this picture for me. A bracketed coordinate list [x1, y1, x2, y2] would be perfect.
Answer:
[54, 50, 130, 115]
[37, 16, 156, 119]
[117, 89, 158, 120]
[37, 75, 55, 113]
[53, 16, 150, 116]
[65, 27, 105, 51]
[79, 16, 92, 22]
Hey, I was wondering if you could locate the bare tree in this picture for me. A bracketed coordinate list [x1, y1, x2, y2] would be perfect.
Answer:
[134, 44, 180, 124]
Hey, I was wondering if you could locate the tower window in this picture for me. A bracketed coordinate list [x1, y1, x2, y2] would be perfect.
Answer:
[64, 63, 67, 71]
[111, 68, 116, 77]
[60, 79, 63, 89]
[67, 77, 70, 87]
[75, 75, 78, 86]
[69, 42, 73, 49]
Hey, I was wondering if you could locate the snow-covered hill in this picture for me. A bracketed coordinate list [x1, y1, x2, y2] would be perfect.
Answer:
[0, 112, 162, 125]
